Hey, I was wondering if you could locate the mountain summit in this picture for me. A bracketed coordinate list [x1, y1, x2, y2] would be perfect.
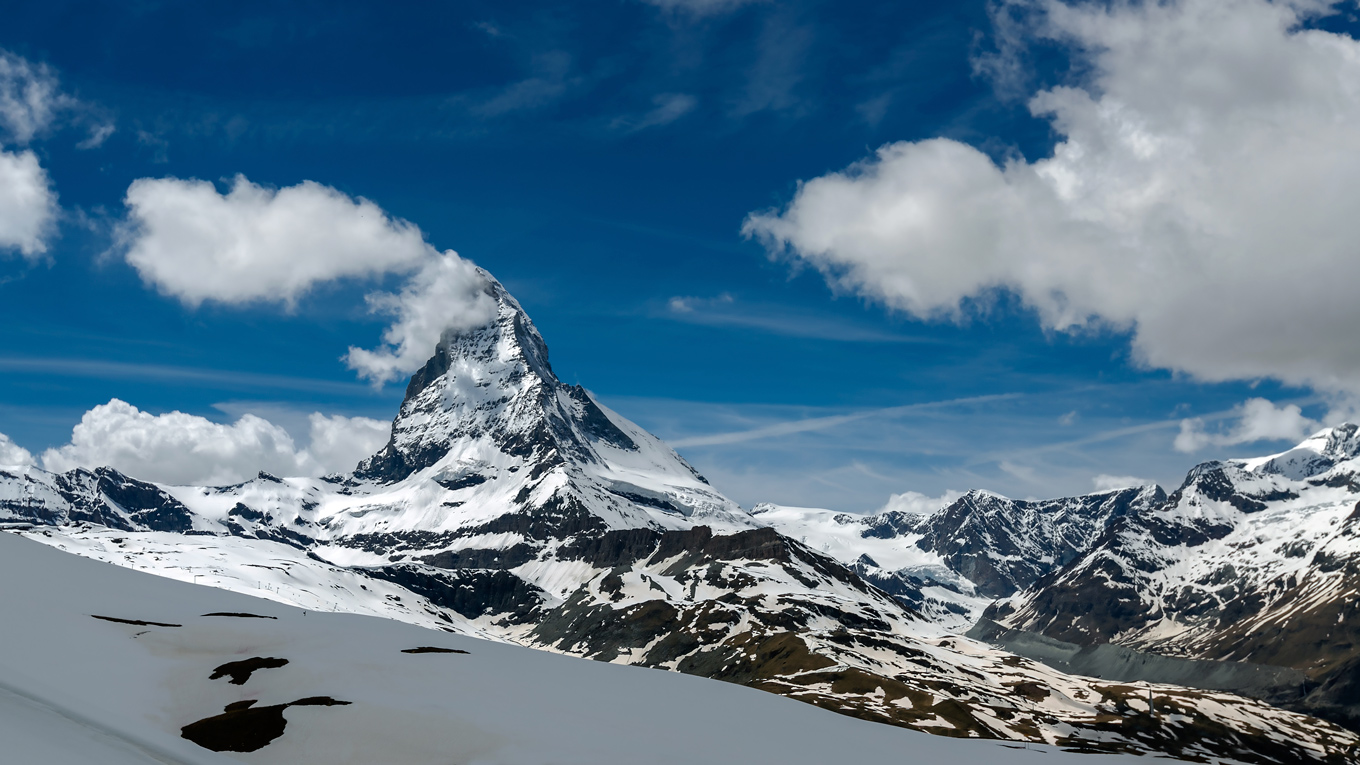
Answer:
[353, 274, 749, 534]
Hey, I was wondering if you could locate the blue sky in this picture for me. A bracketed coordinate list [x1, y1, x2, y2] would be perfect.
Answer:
[2, 0, 1356, 511]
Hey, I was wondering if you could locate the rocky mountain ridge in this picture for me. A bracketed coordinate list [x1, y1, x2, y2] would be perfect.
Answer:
[987, 423, 1360, 729]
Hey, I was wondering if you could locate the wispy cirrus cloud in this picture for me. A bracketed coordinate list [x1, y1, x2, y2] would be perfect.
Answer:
[662, 293, 932, 343]
[637, 0, 763, 18]
[473, 51, 582, 117]
[0, 356, 381, 397]
[668, 393, 1022, 448]
[731, 10, 814, 118]
[612, 93, 697, 132]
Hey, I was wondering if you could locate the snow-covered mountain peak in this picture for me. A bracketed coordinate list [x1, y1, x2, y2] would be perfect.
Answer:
[1236, 422, 1360, 481]
[348, 272, 748, 534]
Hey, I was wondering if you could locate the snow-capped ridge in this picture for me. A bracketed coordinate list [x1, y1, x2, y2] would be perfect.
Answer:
[991, 423, 1360, 731]
[1237, 422, 1360, 480]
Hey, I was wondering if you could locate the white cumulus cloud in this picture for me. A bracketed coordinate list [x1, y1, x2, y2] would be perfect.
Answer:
[879, 489, 963, 516]
[0, 50, 75, 145]
[1091, 474, 1152, 492]
[1174, 397, 1320, 453]
[0, 49, 77, 260]
[344, 254, 497, 385]
[40, 399, 392, 485]
[743, 0, 1360, 394]
[306, 412, 392, 476]
[0, 432, 34, 467]
[0, 148, 57, 258]
[118, 174, 437, 307]
[117, 174, 497, 387]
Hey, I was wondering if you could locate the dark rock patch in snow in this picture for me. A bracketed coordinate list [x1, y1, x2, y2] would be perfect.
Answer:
[210, 656, 289, 685]
[227, 502, 268, 522]
[435, 473, 489, 491]
[90, 614, 181, 627]
[421, 544, 535, 570]
[202, 612, 277, 619]
[367, 564, 544, 623]
[401, 646, 469, 654]
[181, 696, 350, 752]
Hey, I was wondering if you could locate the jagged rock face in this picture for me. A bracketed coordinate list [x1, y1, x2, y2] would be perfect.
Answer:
[356, 279, 623, 483]
[405, 522, 1357, 764]
[0, 465, 195, 533]
[752, 486, 1157, 630]
[989, 425, 1360, 730]
[918, 487, 1162, 598]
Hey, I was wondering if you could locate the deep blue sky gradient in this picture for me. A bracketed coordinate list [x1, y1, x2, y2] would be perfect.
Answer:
[0, 0, 1324, 510]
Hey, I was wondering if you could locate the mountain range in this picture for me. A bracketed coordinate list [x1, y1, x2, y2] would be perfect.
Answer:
[3, 274, 1358, 763]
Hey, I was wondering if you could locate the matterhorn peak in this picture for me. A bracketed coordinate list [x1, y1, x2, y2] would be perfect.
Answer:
[354, 275, 749, 535]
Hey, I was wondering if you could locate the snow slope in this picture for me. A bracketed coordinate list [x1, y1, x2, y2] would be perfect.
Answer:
[17, 520, 1359, 765]
[0, 530, 1146, 765]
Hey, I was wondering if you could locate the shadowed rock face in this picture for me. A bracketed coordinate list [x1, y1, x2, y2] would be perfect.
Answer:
[1, 466, 194, 532]
[968, 618, 1311, 705]
[916, 487, 1161, 598]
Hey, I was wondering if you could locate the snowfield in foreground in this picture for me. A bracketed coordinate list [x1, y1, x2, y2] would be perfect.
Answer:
[0, 531, 1141, 765]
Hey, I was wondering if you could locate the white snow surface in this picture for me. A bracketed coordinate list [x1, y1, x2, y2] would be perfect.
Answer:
[0, 530, 1144, 765]
[16, 525, 500, 638]
[751, 502, 987, 630]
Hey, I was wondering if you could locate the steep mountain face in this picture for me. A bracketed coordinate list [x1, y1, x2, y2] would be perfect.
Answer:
[988, 424, 1360, 728]
[3, 275, 1358, 762]
[0, 464, 196, 532]
[918, 487, 1161, 598]
[753, 486, 1157, 629]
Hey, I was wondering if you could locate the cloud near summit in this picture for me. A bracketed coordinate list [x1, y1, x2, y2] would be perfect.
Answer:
[744, 0, 1360, 396]
[116, 174, 496, 385]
